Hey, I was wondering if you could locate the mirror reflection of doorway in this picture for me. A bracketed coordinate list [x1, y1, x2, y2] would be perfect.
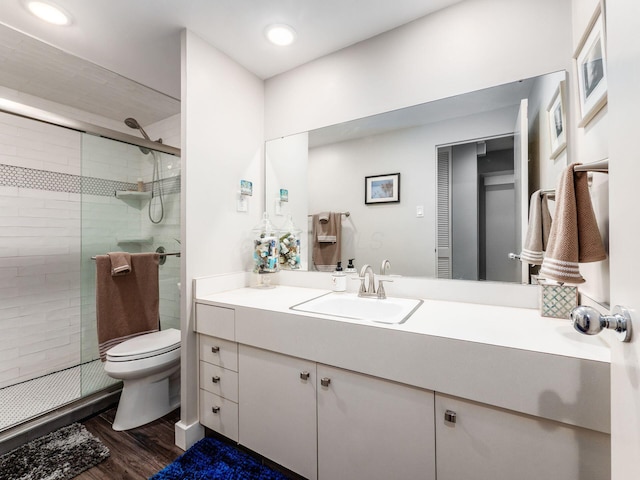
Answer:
[436, 135, 520, 283]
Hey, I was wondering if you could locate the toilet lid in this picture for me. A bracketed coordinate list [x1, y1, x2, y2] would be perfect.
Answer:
[106, 328, 181, 362]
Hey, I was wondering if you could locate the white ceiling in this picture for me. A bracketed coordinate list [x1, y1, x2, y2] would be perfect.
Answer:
[0, 0, 463, 100]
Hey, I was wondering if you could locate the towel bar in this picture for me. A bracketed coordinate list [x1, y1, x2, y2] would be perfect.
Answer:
[574, 159, 608, 173]
[90, 252, 180, 260]
[307, 211, 350, 217]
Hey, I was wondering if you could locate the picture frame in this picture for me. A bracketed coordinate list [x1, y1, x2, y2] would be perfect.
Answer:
[574, 1, 607, 127]
[365, 173, 400, 204]
[547, 80, 567, 160]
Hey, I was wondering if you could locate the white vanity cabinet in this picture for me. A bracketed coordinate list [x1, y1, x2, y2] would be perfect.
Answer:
[435, 394, 611, 480]
[196, 303, 239, 442]
[238, 345, 318, 480]
[317, 364, 436, 480]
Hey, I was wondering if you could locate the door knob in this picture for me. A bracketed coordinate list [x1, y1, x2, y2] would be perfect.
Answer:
[300, 371, 310, 380]
[211, 376, 221, 384]
[570, 305, 633, 342]
[320, 377, 331, 387]
[211, 406, 220, 414]
[211, 346, 220, 353]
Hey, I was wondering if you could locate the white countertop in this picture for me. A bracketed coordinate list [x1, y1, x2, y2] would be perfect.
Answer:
[196, 285, 610, 364]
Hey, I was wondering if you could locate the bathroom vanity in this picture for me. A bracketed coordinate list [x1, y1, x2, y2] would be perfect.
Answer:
[194, 285, 610, 480]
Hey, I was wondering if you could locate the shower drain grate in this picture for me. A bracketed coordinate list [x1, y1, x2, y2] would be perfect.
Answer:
[0, 361, 118, 431]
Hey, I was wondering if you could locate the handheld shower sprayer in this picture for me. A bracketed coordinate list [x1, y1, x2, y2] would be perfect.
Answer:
[124, 117, 165, 223]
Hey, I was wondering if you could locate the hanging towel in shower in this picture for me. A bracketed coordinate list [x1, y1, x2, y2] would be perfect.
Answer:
[96, 252, 160, 360]
[108, 251, 132, 276]
[520, 190, 552, 265]
[540, 163, 607, 284]
[312, 212, 341, 271]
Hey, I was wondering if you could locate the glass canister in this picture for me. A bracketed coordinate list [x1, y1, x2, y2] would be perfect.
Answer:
[252, 212, 280, 275]
[278, 215, 302, 270]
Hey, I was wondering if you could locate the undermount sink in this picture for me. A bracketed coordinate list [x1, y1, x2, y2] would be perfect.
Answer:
[290, 292, 423, 324]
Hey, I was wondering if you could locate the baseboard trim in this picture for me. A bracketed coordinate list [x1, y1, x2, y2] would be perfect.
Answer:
[175, 419, 204, 451]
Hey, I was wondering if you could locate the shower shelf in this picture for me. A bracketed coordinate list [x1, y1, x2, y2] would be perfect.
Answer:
[115, 191, 152, 201]
[117, 236, 154, 246]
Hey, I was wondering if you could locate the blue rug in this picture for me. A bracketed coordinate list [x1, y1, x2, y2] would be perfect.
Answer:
[150, 436, 290, 480]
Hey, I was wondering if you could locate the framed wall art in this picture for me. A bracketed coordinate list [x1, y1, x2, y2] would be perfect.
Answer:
[365, 173, 400, 204]
[574, 1, 607, 127]
[547, 80, 567, 159]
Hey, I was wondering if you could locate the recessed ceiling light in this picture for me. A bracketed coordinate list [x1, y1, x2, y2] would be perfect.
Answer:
[24, 1, 72, 26]
[265, 24, 297, 47]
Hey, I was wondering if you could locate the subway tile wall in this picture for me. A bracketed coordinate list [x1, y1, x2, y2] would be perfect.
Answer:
[0, 111, 181, 388]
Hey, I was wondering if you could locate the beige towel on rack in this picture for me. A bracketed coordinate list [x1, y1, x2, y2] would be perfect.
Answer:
[540, 164, 607, 283]
[520, 190, 552, 265]
[312, 212, 341, 271]
[96, 252, 160, 360]
[108, 251, 131, 276]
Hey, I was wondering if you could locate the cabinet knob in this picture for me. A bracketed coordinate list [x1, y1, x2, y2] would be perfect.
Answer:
[211, 346, 220, 353]
[321, 377, 331, 387]
[300, 371, 310, 380]
[212, 406, 220, 414]
[211, 376, 221, 384]
[444, 410, 457, 424]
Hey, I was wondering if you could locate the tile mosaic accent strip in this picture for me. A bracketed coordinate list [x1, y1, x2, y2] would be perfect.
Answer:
[0, 163, 180, 197]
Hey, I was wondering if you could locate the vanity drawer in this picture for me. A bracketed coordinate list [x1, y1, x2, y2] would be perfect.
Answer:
[199, 361, 239, 402]
[199, 335, 238, 371]
[200, 390, 238, 442]
[196, 303, 235, 340]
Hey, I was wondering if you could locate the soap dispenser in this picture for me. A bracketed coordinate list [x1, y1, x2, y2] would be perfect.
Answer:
[345, 258, 356, 273]
[331, 261, 346, 292]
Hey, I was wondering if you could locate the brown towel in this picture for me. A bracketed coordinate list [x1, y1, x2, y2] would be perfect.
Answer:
[108, 251, 131, 276]
[520, 190, 552, 265]
[96, 252, 160, 360]
[540, 164, 607, 283]
[312, 212, 341, 271]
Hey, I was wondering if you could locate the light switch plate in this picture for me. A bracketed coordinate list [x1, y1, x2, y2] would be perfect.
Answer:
[416, 205, 424, 218]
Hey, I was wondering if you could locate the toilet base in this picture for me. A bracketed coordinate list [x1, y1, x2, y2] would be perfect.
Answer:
[112, 365, 180, 431]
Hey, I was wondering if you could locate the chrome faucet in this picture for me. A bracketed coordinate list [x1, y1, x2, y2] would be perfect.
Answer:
[358, 264, 376, 296]
[357, 261, 393, 299]
[380, 259, 391, 275]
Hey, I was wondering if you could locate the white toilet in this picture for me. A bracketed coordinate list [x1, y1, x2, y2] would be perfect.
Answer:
[104, 328, 181, 431]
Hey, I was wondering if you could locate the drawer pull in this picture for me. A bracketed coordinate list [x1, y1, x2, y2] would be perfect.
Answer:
[444, 410, 457, 424]
[211, 376, 221, 384]
[300, 371, 310, 381]
[320, 377, 331, 387]
[212, 406, 220, 414]
[211, 346, 220, 353]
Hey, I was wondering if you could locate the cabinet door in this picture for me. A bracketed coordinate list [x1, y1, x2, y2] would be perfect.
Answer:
[238, 345, 317, 480]
[435, 394, 610, 480]
[317, 364, 435, 480]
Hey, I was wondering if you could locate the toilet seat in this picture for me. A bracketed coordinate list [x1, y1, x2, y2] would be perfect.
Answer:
[106, 328, 180, 362]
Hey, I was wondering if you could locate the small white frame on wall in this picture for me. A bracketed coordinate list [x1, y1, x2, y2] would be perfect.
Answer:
[574, 0, 608, 127]
[547, 80, 567, 160]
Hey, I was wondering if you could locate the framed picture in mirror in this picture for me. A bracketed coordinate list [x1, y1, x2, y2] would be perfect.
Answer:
[547, 80, 567, 159]
[574, 1, 607, 127]
[365, 173, 400, 204]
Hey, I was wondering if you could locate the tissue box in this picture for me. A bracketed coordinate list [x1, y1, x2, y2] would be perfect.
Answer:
[540, 283, 578, 319]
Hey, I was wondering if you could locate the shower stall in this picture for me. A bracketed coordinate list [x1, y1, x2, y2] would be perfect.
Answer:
[0, 104, 181, 447]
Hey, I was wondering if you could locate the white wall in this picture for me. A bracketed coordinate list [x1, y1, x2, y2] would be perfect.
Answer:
[605, 1, 640, 477]
[265, 0, 572, 139]
[180, 29, 264, 447]
[569, 0, 609, 305]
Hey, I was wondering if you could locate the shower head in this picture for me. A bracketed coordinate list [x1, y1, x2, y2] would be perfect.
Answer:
[124, 117, 151, 141]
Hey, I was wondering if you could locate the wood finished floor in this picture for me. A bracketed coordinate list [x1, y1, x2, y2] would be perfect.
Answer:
[77, 407, 303, 480]
[77, 408, 183, 479]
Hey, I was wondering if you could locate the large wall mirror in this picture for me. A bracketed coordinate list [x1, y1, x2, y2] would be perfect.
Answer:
[265, 70, 567, 285]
